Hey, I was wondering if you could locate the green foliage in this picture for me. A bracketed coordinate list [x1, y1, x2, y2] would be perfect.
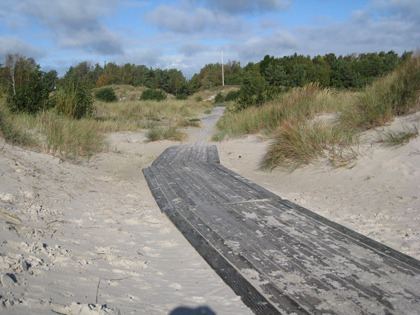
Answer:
[233, 66, 267, 111]
[195, 96, 203, 102]
[140, 89, 167, 101]
[214, 92, 225, 103]
[224, 90, 241, 101]
[54, 80, 94, 119]
[175, 93, 188, 100]
[7, 66, 51, 114]
[95, 87, 117, 102]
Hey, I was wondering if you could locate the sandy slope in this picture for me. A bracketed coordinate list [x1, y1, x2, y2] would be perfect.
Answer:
[1, 109, 419, 314]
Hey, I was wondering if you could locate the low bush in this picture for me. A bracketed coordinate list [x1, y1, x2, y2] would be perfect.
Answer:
[175, 93, 188, 100]
[140, 89, 167, 101]
[224, 90, 241, 101]
[53, 81, 94, 119]
[95, 87, 117, 102]
[7, 66, 51, 114]
[214, 92, 225, 103]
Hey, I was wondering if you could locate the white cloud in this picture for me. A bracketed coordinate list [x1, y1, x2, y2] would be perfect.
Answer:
[146, 5, 240, 34]
[15, 0, 123, 55]
[0, 36, 44, 62]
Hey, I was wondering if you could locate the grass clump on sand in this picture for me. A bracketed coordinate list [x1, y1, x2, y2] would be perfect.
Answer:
[146, 126, 187, 142]
[260, 121, 358, 171]
[341, 53, 420, 129]
[216, 82, 339, 138]
[214, 54, 420, 171]
[0, 105, 35, 147]
[0, 84, 211, 160]
[376, 124, 419, 147]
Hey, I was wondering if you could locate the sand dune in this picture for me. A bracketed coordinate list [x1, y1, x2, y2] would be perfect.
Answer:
[1, 110, 419, 314]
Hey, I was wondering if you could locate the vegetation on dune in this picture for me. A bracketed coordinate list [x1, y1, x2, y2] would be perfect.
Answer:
[215, 53, 420, 171]
[0, 49, 418, 168]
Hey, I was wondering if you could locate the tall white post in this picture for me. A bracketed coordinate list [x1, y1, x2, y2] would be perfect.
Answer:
[222, 50, 224, 86]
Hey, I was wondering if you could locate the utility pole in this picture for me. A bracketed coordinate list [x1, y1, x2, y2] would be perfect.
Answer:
[222, 50, 224, 86]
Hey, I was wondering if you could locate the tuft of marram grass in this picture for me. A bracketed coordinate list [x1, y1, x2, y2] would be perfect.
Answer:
[39, 111, 109, 160]
[376, 124, 419, 147]
[260, 121, 359, 171]
[215, 82, 339, 138]
[145, 126, 187, 142]
[0, 104, 35, 147]
[176, 118, 201, 128]
[340, 53, 420, 129]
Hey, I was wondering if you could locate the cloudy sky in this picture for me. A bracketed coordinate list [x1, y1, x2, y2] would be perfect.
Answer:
[1, 0, 419, 78]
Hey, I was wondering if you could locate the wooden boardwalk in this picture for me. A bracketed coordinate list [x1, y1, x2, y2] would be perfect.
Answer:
[143, 145, 420, 314]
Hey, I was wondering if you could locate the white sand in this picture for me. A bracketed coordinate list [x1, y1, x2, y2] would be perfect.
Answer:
[1, 111, 419, 314]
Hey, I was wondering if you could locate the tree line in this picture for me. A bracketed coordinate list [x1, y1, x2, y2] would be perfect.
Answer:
[0, 50, 414, 102]
[191, 50, 413, 92]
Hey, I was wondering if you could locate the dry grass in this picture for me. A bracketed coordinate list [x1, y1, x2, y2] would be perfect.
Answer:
[214, 54, 420, 171]
[0, 85, 212, 161]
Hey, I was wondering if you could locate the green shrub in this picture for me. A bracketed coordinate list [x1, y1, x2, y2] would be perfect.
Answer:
[195, 96, 203, 102]
[233, 72, 267, 111]
[95, 87, 117, 102]
[140, 89, 167, 101]
[7, 66, 51, 114]
[225, 90, 241, 101]
[214, 92, 225, 103]
[175, 93, 188, 100]
[54, 81, 94, 119]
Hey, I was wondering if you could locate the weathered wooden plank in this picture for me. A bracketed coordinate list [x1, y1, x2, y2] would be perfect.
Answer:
[192, 203, 335, 314]
[175, 203, 309, 314]
[279, 199, 420, 273]
[209, 162, 281, 200]
[151, 147, 172, 166]
[154, 185, 284, 314]
[142, 167, 173, 212]
[185, 162, 245, 203]
[222, 201, 403, 313]
[196, 162, 269, 201]
[144, 141, 420, 315]
[164, 163, 225, 206]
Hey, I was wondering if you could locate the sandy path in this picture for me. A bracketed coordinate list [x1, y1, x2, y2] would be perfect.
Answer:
[0, 106, 253, 314]
[1, 107, 420, 314]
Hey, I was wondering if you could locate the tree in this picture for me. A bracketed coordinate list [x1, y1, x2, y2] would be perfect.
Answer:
[96, 74, 110, 88]
[234, 63, 267, 111]
[264, 62, 289, 86]
[5, 53, 19, 94]
[7, 66, 51, 114]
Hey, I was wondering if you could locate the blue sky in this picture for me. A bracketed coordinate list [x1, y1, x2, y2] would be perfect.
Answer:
[1, 0, 419, 79]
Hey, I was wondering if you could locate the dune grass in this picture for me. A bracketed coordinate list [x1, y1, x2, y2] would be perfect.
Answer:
[0, 87, 210, 160]
[145, 126, 187, 142]
[214, 54, 420, 170]
[376, 124, 419, 147]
